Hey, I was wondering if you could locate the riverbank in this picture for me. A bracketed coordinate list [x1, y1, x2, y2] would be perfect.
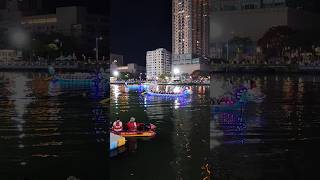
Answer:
[110, 82, 210, 86]
[211, 64, 320, 74]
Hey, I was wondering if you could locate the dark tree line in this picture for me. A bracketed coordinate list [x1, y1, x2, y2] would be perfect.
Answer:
[258, 25, 320, 59]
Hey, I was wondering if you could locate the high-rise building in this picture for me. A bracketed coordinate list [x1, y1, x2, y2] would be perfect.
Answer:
[172, 0, 209, 74]
[146, 48, 171, 80]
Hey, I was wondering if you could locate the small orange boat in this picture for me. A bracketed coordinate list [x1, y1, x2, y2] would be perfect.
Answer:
[113, 130, 156, 137]
[111, 123, 156, 137]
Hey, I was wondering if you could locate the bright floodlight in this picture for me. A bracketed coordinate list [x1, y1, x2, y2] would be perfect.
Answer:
[113, 71, 119, 77]
[173, 86, 181, 93]
[173, 68, 180, 75]
[10, 28, 29, 48]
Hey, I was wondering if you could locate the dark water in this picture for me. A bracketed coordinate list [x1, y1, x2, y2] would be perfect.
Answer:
[0, 72, 107, 179]
[110, 85, 211, 180]
[110, 75, 320, 180]
[210, 74, 320, 180]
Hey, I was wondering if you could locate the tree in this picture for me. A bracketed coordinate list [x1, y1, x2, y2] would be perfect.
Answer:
[229, 36, 253, 55]
[31, 32, 85, 60]
[119, 72, 134, 81]
[258, 26, 297, 58]
[159, 74, 166, 81]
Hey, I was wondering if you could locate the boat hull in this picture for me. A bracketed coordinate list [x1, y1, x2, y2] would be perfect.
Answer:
[146, 92, 186, 97]
[112, 130, 156, 137]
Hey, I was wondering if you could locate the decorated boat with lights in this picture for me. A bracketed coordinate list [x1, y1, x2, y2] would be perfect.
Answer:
[145, 91, 189, 97]
[143, 87, 193, 97]
[233, 86, 265, 103]
[48, 66, 108, 88]
[212, 94, 247, 112]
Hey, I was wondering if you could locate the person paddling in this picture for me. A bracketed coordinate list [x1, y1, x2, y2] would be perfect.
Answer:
[112, 117, 123, 132]
[127, 117, 137, 131]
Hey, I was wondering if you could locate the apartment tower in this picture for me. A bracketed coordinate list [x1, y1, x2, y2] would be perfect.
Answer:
[172, 0, 209, 74]
[146, 48, 171, 80]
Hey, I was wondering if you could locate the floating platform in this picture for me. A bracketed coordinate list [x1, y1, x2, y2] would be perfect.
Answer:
[110, 133, 126, 151]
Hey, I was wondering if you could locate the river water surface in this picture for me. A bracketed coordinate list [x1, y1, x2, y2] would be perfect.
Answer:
[110, 74, 320, 180]
[0, 72, 107, 179]
[210, 74, 320, 180]
[2, 72, 320, 180]
[110, 84, 211, 179]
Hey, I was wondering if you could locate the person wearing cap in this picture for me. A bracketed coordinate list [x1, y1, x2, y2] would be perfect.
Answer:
[127, 117, 137, 131]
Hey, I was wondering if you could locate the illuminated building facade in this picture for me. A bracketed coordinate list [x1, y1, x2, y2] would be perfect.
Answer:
[146, 48, 171, 80]
[117, 63, 146, 75]
[0, 1, 109, 60]
[0, 49, 17, 62]
[172, 0, 210, 74]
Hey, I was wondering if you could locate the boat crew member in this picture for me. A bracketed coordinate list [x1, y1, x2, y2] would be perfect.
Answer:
[112, 118, 123, 132]
[127, 117, 137, 131]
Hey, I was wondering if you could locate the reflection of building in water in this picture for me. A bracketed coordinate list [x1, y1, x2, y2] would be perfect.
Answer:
[91, 105, 107, 143]
[170, 97, 210, 179]
[171, 104, 194, 178]
[282, 77, 294, 114]
[197, 85, 208, 95]
[110, 85, 129, 106]
[210, 115, 223, 150]
[6, 74, 33, 157]
[31, 77, 50, 96]
[211, 111, 247, 149]
[210, 75, 228, 100]
[143, 95, 165, 119]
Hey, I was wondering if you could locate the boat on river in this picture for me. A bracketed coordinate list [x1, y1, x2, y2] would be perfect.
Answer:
[113, 130, 156, 137]
[111, 123, 157, 137]
[48, 66, 109, 88]
[145, 91, 188, 97]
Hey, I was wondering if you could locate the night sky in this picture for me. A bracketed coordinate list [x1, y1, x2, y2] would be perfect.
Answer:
[44, 0, 109, 14]
[110, 0, 172, 66]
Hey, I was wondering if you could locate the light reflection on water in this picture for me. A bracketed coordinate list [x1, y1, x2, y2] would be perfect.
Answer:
[210, 74, 320, 179]
[0, 72, 107, 179]
[110, 84, 211, 180]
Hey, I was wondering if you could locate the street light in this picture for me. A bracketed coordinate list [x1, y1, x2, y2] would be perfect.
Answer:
[139, 73, 142, 82]
[173, 68, 180, 75]
[113, 70, 119, 77]
[10, 28, 29, 48]
[9, 28, 30, 61]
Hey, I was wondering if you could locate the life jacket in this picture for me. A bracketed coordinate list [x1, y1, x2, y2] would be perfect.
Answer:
[127, 122, 137, 131]
[113, 120, 123, 132]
